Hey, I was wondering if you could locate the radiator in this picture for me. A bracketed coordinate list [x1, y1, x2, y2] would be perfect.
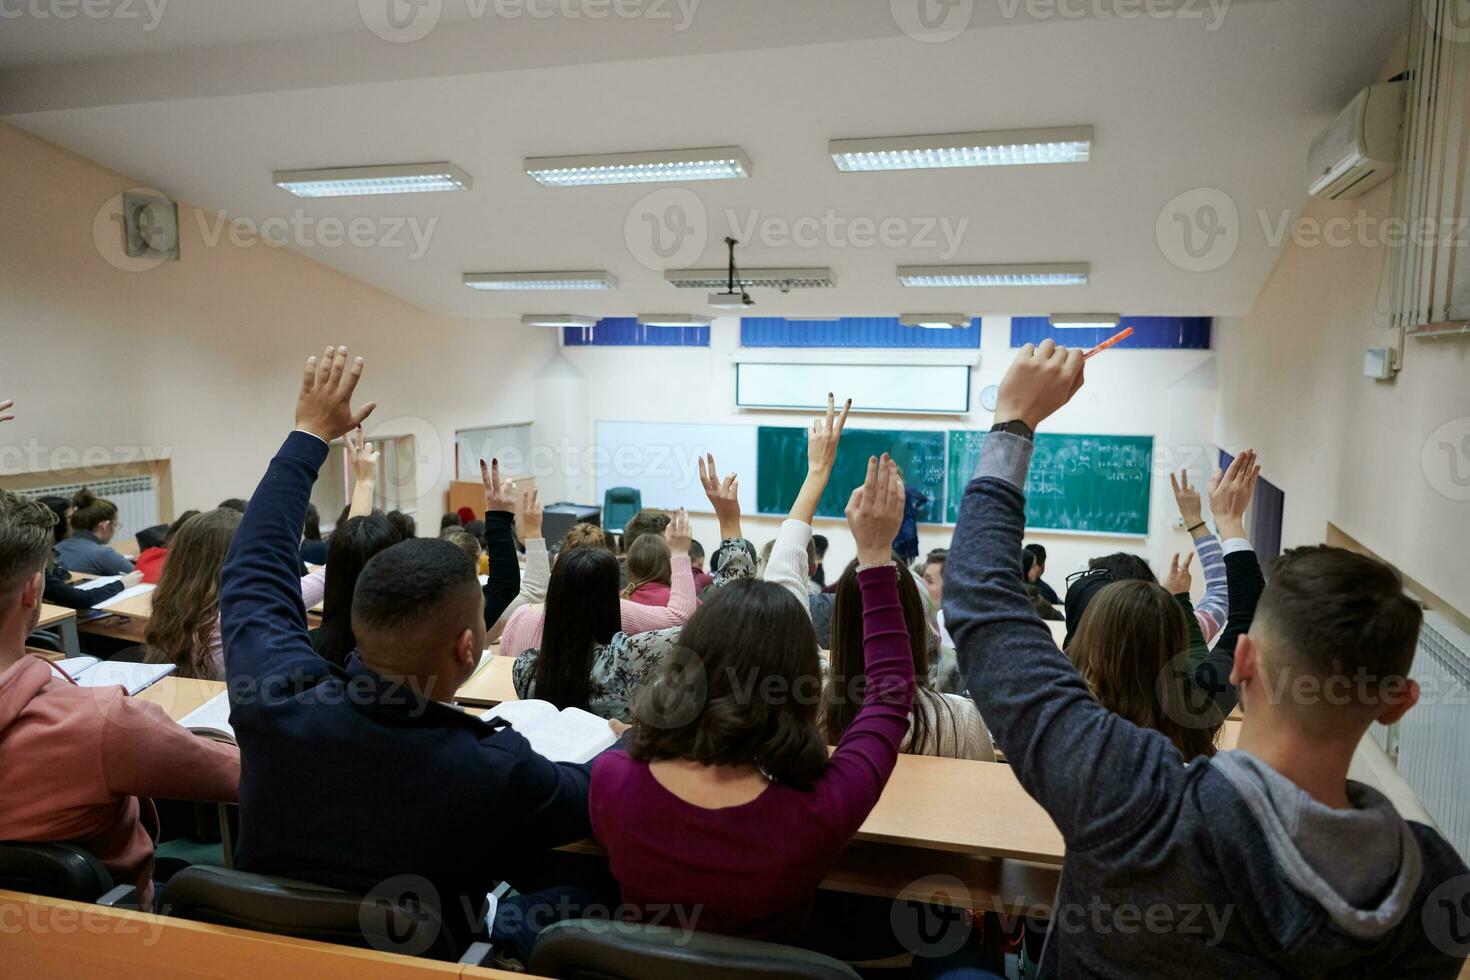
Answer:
[1374, 612, 1470, 860]
[18, 475, 161, 538]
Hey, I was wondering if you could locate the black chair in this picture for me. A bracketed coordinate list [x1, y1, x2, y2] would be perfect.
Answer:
[24, 630, 64, 655]
[0, 842, 139, 908]
[529, 918, 861, 979]
[159, 866, 493, 965]
[134, 524, 170, 552]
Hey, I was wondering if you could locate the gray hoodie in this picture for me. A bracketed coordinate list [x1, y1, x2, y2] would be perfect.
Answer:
[943, 431, 1470, 978]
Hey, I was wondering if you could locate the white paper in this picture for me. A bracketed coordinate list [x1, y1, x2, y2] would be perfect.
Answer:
[483, 700, 616, 763]
[75, 576, 124, 593]
[77, 661, 175, 695]
[94, 583, 156, 611]
[179, 691, 234, 741]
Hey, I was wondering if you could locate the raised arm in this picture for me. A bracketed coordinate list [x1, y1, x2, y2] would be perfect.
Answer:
[765, 395, 850, 613]
[1171, 468, 1228, 641]
[478, 458, 523, 627]
[943, 341, 1186, 846]
[491, 489, 548, 641]
[617, 510, 695, 633]
[1195, 452, 1265, 713]
[345, 427, 379, 519]
[1162, 552, 1208, 668]
[220, 346, 376, 700]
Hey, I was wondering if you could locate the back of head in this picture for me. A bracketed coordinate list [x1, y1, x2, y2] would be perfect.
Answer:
[38, 496, 72, 545]
[536, 547, 622, 710]
[687, 539, 705, 563]
[622, 509, 670, 551]
[812, 534, 829, 559]
[440, 512, 462, 531]
[385, 510, 416, 541]
[1069, 579, 1216, 759]
[463, 519, 486, 545]
[439, 528, 482, 563]
[146, 509, 241, 678]
[629, 580, 827, 787]
[0, 492, 58, 621]
[623, 533, 672, 593]
[165, 510, 201, 546]
[561, 522, 610, 554]
[1088, 552, 1155, 584]
[217, 498, 248, 514]
[351, 539, 483, 675]
[317, 515, 403, 666]
[1021, 548, 1036, 578]
[303, 503, 322, 542]
[69, 488, 117, 533]
[1254, 546, 1422, 722]
[1025, 543, 1047, 568]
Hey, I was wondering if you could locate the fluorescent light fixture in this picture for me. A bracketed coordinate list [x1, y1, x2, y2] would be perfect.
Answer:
[831, 126, 1092, 172]
[521, 315, 598, 328]
[525, 147, 752, 187]
[665, 268, 836, 290]
[1049, 314, 1121, 329]
[898, 264, 1090, 288]
[273, 162, 472, 198]
[463, 272, 618, 291]
[899, 314, 970, 330]
[636, 314, 714, 327]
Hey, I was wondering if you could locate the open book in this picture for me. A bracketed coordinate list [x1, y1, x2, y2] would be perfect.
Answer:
[481, 700, 617, 764]
[178, 691, 234, 743]
[76, 660, 175, 696]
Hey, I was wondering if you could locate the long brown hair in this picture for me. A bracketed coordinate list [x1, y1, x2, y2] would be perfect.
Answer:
[823, 560, 957, 755]
[622, 533, 671, 598]
[145, 509, 241, 679]
[1067, 580, 1219, 760]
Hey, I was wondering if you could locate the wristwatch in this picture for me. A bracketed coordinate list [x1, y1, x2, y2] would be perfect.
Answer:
[990, 419, 1035, 441]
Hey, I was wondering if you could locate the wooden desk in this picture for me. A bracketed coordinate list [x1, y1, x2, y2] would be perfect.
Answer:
[455, 654, 517, 707]
[137, 676, 226, 722]
[36, 604, 80, 655]
[76, 589, 155, 645]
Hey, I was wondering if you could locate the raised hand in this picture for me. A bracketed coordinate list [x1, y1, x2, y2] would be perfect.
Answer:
[0, 400, 13, 424]
[1163, 552, 1194, 595]
[1209, 450, 1260, 540]
[296, 346, 376, 442]
[698, 453, 742, 540]
[846, 454, 905, 566]
[1169, 468, 1204, 528]
[994, 339, 1085, 433]
[520, 487, 543, 539]
[346, 426, 380, 485]
[480, 458, 516, 515]
[807, 393, 852, 474]
[664, 508, 692, 554]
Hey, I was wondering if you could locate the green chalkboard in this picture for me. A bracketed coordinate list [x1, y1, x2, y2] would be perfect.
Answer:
[946, 432, 1154, 534]
[757, 427, 947, 521]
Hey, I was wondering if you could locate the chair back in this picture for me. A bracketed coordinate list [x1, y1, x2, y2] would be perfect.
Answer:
[0, 842, 116, 903]
[602, 488, 643, 535]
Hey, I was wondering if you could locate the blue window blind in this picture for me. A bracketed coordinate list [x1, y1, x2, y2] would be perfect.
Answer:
[741, 317, 982, 349]
[563, 318, 711, 347]
[1009, 316, 1212, 350]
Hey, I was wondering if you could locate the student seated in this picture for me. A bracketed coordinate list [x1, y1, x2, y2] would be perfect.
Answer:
[1022, 543, 1061, 605]
[440, 512, 462, 531]
[35, 495, 138, 610]
[311, 515, 402, 666]
[217, 498, 248, 514]
[54, 488, 135, 575]
[384, 509, 416, 541]
[810, 533, 830, 588]
[219, 348, 591, 955]
[1020, 549, 1063, 621]
[590, 456, 914, 943]
[134, 510, 200, 585]
[686, 539, 715, 594]
[621, 533, 674, 607]
[144, 508, 325, 681]
[944, 340, 1470, 976]
[0, 489, 238, 907]
[440, 527, 482, 564]
[824, 557, 994, 761]
[617, 508, 669, 586]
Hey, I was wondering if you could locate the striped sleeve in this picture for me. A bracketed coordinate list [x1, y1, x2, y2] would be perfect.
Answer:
[1192, 532, 1228, 642]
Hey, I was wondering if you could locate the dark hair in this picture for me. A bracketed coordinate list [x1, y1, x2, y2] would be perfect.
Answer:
[165, 510, 201, 546]
[623, 533, 672, 597]
[812, 534, 829, 559]
[533, 548, 622, 711]
[440, 512, 463, 530]
[315, 515, 403, 666]
[439, 528, 482, 562]
[385, 510, 417, 541]
[38, 496, 72, 545]
[69, 488, 118, 533]
[1025, 543, 1047, 567]
[1069, 580, 1218, 760]
[627, 580, 828, 790]
[463, 519, 487, 545]
[824, 560, 957, 755]
[303, 503, 322, 542]
[352, 538, 479, 639]
[1088, 552, 1155, 584]
[217, 498, 248, 514]
[923, 551, 946, 572]
[0, 491, 58, 590]
[688, 539, 705, 562]
[622, 509, 670, 551]
[1021, 548, 1035, 577]
[1257, 546, 1422, 691]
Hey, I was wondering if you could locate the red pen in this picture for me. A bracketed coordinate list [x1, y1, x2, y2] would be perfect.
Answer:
[1084, 326, 1134, 359]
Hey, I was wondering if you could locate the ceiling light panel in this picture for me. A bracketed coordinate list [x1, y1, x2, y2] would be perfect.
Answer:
[831, 127, 1092, 172]
[273, 162, 472, 198]
[526, 147, 752, 187]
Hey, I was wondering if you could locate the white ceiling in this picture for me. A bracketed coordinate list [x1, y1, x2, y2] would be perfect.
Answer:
[2, 0, 1403, 320]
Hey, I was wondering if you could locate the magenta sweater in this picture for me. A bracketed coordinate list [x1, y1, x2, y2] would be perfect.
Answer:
[589, 565, 915, 941]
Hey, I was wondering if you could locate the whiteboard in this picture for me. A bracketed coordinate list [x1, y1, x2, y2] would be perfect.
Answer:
[735, 362, 971, 415]
[594, 421, 759, 515]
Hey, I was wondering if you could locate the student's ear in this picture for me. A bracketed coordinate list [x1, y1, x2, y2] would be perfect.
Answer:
[1374, 677, 1420, 727]
[21, 571, 42, 610]
[454, 629, 477, 670]
[1229, 633, 1259, 688]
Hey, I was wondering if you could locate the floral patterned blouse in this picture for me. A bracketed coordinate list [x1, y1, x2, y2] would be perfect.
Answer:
[511, 538, 759, 720]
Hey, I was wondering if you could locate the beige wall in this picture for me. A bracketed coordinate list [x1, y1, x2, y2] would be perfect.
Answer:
[1216, 180, 1470, 616]
[0, 120, 554, 526]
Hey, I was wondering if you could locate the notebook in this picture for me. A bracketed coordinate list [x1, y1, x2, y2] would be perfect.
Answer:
[481, 700, 618, 764]
[74, 575, 125, 593]
[50, 656, 100, 679]
[94, 583, 156, 612]
[76, 661, 175, 696]
[178, 691, 235, 743]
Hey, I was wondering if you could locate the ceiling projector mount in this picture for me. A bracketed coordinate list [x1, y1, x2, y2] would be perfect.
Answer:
[709, 237, 755, 310]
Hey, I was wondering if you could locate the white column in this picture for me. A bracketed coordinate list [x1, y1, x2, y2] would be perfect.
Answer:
[531, 352, 590, 504]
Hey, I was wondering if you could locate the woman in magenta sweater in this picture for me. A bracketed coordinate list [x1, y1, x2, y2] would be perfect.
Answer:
[590, 455, 913, 942]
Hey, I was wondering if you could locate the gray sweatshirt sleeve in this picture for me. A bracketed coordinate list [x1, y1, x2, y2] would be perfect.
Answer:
[942, 432, 1187, 848]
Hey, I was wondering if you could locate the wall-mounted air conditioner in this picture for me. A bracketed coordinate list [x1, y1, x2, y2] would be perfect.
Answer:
[1307, 81, 1405, 200]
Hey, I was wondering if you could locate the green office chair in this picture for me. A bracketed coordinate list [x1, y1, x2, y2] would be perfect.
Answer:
[602, 487, 642, 535]
[528, 918, 861, 979]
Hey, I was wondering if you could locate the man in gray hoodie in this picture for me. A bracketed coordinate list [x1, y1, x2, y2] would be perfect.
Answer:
[943, 339, 1469, 978]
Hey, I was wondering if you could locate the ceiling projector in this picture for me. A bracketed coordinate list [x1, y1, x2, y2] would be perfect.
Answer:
[709, 290, 754, 310]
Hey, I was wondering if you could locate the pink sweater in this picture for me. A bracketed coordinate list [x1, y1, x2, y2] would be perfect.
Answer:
[499, 553, 696, 656]
[0, 656, 240, 905]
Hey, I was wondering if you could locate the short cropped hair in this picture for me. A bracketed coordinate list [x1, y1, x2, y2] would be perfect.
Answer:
[1257, 546, 1422, 686]
[352, 539, 479, 638]
[1025, 543, 1047, 567]
[0, 491, 57, 590]
[1089, 552, 1155, 585]
[218, 498, 248, 514]
[812, 534, 829, 559]
[622, 509, 670, 551]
